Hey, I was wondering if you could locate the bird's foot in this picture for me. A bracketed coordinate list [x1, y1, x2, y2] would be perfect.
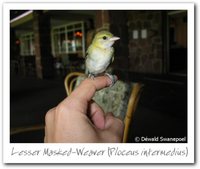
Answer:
[88, 73, 95, 80]
[104, 73, 118, 87]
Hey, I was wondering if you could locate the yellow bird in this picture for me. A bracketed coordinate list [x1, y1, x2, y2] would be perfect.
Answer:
[85, 31, 120, 79]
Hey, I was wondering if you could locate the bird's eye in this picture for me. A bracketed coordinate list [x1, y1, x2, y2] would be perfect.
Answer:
[102, 36, 107, 40]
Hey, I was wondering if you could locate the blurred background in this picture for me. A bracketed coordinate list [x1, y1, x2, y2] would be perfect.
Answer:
[10, 10, 187, 143]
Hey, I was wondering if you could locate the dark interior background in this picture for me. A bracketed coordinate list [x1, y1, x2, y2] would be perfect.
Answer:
[10, 10, 188, 143]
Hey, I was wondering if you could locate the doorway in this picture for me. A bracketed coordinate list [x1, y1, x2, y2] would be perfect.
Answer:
[167, 11, 187, 75]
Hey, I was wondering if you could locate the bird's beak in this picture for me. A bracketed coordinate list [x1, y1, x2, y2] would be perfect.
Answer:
[109, 36, 120, 41]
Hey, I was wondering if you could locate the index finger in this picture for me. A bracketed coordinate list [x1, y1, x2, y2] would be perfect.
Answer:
[70, 75, 117, 102]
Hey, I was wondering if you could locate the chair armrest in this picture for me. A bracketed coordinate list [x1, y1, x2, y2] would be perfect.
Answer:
[64, 72, 85, 96]
[123, 83, 144, 143]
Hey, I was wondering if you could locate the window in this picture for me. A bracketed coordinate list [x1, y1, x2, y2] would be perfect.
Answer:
[20, 32, 35, 56]
[52, 22, 85, 56]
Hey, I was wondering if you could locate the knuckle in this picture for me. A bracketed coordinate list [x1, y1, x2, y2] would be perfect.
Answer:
[45, 108, 54, 122]
[56, 104, 64, 114]
[56, 99, 72, 114]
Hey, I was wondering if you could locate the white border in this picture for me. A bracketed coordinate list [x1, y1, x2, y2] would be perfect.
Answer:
[3, 2, 194, 164]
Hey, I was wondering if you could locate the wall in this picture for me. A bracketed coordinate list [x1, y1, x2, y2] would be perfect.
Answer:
[109, 11, 130, 80]
[127, 11, 163, 74]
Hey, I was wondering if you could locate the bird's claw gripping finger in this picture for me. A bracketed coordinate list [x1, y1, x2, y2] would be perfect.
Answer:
[88, 73, 95, 80]
[104, 73, 118, 87]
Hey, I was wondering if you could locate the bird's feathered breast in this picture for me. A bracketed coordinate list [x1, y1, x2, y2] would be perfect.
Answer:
[86, 44, 114, 61]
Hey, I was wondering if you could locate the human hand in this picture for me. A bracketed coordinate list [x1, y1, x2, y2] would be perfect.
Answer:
[44, 75, 124, 143]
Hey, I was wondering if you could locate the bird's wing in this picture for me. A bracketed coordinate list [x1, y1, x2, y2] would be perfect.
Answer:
[85, 45, 92, 59]
[111, 47, 114, 63]
[112, 55, 114, 63]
